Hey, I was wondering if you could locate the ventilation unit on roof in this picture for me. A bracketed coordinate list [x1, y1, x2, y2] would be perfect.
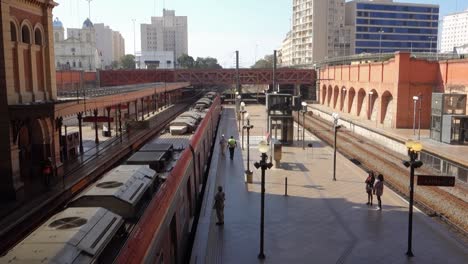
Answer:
[48, 216, 88, 230]
[96, 181, 124, 189]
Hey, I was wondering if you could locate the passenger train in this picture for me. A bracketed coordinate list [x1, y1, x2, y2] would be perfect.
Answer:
[0, 92, 222, 264]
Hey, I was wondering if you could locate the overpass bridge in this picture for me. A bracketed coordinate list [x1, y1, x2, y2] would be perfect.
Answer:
[98, 68, 316, 87]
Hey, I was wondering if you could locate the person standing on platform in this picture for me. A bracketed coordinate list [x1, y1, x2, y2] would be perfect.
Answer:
[213, 186, 225, 225]
[219, 135, 227, 156]
[373, 174, 384, 210]
[365, 171, 376, 206]
[227, 136, 237, 160]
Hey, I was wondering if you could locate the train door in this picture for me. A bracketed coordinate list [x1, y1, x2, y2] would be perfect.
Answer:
[170, 215, 178, 264]
[198, 153, 202, 188]
[187, 176, 193, 217]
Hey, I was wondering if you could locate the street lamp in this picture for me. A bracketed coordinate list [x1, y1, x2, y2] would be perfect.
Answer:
[403, 140, 424, 257]
[240, 102, 247, 146]
[243, 113, 254, 183]
[379, 29, 384, 60]
[332, 113, 342, 181]
[254, 140, 273, 259]
[417, 94, 422, 140]
[301, 102, 308, 149]
[412, 96, 419, 136]
[368, 91, 374, 120]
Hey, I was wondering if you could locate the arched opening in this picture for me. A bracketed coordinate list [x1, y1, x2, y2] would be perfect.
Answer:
[327, 85, 333, 106]
[10, 22, 17, 41]
[369, 89, 379, 121]
[322, 85, 327, 104]
[381, 91, 394, 127]
[21, 25, 31, 43]
[34, 28, 42, 45]
[357, 89, 366, 117]
[340, 86, 347, 111]
[333, 86, 339, 109]
[348, 88, 356, 113]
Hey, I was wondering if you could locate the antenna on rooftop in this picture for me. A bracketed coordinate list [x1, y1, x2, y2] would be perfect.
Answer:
[85, 0, 92, 20]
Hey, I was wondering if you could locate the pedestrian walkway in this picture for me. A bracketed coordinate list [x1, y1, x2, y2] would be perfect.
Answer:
[191, 105, 467, 264]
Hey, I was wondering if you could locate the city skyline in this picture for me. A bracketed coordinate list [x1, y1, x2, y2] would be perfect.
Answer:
[53, 0, 468, 68]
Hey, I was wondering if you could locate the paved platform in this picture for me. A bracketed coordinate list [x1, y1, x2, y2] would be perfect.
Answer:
[311, 104, 468, 168]
[191, 105, 467, 264]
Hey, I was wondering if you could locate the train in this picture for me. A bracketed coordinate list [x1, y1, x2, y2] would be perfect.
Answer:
[0, 92, 222, 264]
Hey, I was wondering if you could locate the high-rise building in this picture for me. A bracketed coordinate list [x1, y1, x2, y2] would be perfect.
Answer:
[346, 0, 439, 54]
[140, 9, 188, 68]
[440, 9, 468, 53]
[95, 23, 125, 68]
[291, 0, 351, 65]
[279, 31, 293, 67]
[284, 0, 439, 66]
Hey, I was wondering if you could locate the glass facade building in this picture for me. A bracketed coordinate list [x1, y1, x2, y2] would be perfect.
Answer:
[347, 1, 439, 54]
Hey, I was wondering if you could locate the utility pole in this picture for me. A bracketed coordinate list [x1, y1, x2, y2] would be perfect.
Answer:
[273, 50, 277, 92]
[236, 50, 240, 94]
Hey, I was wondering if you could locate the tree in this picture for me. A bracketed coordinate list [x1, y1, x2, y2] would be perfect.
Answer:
[251, 54, 274, 68]
[177, 53, 195, 68]
[121, 54, 136, 69]
[111, 60, 120, 69]
[194, 57, 222, 69]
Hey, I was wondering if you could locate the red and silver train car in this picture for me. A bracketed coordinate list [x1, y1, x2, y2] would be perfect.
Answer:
[0, 94, 221, 264]
[115, 95, 221, 264]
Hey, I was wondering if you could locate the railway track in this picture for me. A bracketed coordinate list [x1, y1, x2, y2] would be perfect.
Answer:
[297, 112, 468, 238]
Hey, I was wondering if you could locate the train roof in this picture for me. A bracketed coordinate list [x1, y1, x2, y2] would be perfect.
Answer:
[139, 143, 174, 152]
[0, 207, 123, 264]
[68, 165, 156, 218]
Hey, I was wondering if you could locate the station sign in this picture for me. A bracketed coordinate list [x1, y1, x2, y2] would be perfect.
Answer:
[83, 116, 114, 123]
[417, 175, 455, 187]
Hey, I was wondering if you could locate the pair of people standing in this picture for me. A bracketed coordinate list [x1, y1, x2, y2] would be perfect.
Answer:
[365, 171, 384, 210]
[219, 135, 237, 160]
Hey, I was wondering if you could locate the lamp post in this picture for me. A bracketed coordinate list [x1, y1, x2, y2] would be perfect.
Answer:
[368, 91, 374, 120]
[240, 102, 246, 148]
[418, 94, 422, 140]
[412, 96, 419, 136]
[254, 140, 273, 260]
[379, 29, 384, 60]
[332, 113, 342, 181]
[301, 102, 308, 149]
[243, 113, 254, 183]
[297, 108, 300, 142]
[403, 140, 424, 257]
[236, 93, 241, 123]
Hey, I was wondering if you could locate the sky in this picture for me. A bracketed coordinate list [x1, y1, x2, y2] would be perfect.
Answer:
[53, 0, 468, 68]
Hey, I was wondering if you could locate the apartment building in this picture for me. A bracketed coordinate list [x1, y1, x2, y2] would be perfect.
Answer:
[441, 9, 468, 53]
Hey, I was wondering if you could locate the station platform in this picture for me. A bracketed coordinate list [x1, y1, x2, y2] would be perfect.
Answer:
[191, 105, 467, 263]
[310, 104, 468, 168]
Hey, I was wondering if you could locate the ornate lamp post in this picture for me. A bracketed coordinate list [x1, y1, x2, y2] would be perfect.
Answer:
[332, 113, 342, 181]
[240, 102, 247, 144]
[412, 96, 419, 136]
[254, 140, 273, 259]
[301, 102, 308, 149]
[243, 113, 254, 183]
[403, 140, 423, 257]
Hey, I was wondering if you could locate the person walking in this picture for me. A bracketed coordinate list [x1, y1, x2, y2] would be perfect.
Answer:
[365, 171, 376, 206]
[219, 135, 227, 156]
[227, 136, 237, 160]
[373, 174, 384, 210]
[213, 186, 225, 225]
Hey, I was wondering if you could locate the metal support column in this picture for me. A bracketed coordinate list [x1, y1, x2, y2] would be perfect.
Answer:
[93, 109, 99, 145]
[77, 113, 84, 153]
